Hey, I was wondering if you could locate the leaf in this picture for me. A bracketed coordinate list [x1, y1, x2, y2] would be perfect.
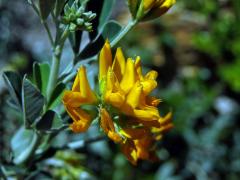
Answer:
[68, 30, 82, 54]
[102, 20, 122, 42]
[98, 0, 116, 31]
[39, 0, 57, 20]
[48, 82, 66, 109]
[11, 127, 34, 163]
[86, 0, 104, 40]
[2, 71, 22, 109]
[22, 76, 45, 128]
[78, 34, 105, 60]
[33, 63, 50, 97]
[54, 0, 66, 16]
[35, 110, 56, 131]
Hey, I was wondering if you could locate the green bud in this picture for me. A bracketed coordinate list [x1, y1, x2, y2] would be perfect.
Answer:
[77, 7, 84, 16]
[76, 18, 84, 25]
[83, 11, 92, 17]
[69, 23, 77, 32]
[88, 13, 96, 21]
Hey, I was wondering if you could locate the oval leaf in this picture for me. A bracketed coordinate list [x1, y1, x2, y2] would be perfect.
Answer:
[36, 110, 55, 131]
[48, 82, 66, 109]
[98, 0, 116, 31]
[39, 0, 56, 20]
[102, 20, 122, 42]
[2, 71, 22, 109]
[11, 127, 34, 164]
[33, 62, 50, 96]
[22, 76, 45, 128]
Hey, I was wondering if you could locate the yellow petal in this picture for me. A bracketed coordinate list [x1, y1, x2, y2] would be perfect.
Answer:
[100, 108, 122, 143]
[133, 107, 160, 121]
[79, 66, 97, 103]
[126, 82, 143, 109]
[141, 70, 158, 94]
[146, 96, 162, 106]
[99, 40, 112, 80]
[62, 91, 90, 107]
[143, 0, 156, 11]
[105, 69, 125, 108]
[159, 111, 172, 125]
[121, 140, 138, 165]
[145, 70, 158, 80]
[135, 56, 143, 80]
[141, 79, 157, 95]
[152, 123, 173, 134]
[120, 58, 136, 93]
[112, 47, 126, 81]
[65, 106, 92, 133]
[134, 136, 153, 160]
[72, 70, 80, 91]
[146, 0, 176, 20]
[120, 128, 146, 139]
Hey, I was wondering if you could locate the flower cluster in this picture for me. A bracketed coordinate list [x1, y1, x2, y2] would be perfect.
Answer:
[62, 0, 96, 32]
[128, 0, 176, 21]
[63, 41, 173, 165]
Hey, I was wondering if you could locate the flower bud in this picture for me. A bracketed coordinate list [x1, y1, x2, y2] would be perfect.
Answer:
[128, 0, 176, 21]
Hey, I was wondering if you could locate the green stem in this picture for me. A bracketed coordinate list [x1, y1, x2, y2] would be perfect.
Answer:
[46, 51, 61, 102]
[43, 22, 54, 46]
[110, 19, 138, 47]
[14, 131, 42, 165]
[47, 28, 69, 103]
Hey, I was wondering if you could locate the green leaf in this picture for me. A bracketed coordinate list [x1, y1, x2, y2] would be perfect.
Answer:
[102, 20, 122, 42]
[35, 110, 56, 131]
[78, 35, 104, 59]
[22, 76, 45, 128]
[39, 0, 57, 20]
[33, 63, 50, 97]
[98, 0, 116, 31]
[48, 82, 66, 109]
[68, 30, 82, 54]
[2, 71, 22, 109]
[54, 0, 66, 16]
[11, 127, 34, 163]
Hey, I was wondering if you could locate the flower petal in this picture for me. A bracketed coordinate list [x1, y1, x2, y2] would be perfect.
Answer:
[126, 81, 143, 109]
[120, 58, 136, 93]
[100, 108, 122, 143]
[79, 66, 97, 103]
[99, 40, 112, 80]
[65, 106, 92, 133]
[112, 47, 126, 82]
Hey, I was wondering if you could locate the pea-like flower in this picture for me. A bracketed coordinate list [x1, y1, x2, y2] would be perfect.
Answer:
[128, 0, 176, 21]
[63, 40, 173, 165]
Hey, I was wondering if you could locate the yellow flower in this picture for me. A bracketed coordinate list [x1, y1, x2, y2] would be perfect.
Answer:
[62, 66, 97, 133]
[63, 40, 173, 165]
[127, 0, 176, 21]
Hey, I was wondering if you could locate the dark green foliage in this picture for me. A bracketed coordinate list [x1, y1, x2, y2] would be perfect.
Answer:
[3, 72, 22, 109]
[39, 0, 57, 20]
[22, 76, 45, 128]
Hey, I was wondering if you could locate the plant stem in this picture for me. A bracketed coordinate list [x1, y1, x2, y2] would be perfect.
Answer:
[43, 22, 54, 46]
[46, 27, 69, 103]
[14, 131, 42, 165]
[46, 51, 61, 102]
[110, 19, 138, 47]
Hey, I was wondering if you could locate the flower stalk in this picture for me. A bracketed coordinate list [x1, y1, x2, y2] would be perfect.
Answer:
[110, 19, 138, 47]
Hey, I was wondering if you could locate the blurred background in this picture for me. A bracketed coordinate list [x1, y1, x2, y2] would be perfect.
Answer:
[1, 0, 240, 179]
